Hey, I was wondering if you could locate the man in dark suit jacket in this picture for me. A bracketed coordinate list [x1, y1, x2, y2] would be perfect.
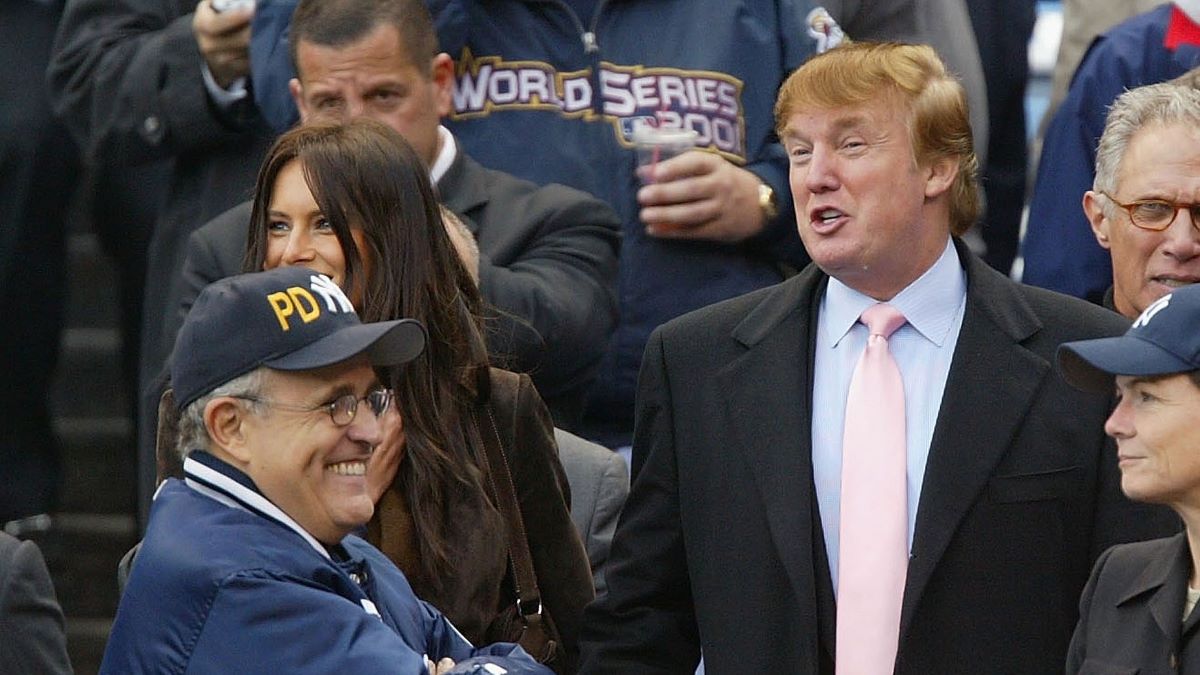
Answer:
[579, 42, 1179, 674]
[0, 533, 71, 674]
[161, 0, 618, 433]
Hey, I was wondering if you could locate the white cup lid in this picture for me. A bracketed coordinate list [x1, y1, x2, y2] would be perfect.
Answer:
[631, 126, 699, 146]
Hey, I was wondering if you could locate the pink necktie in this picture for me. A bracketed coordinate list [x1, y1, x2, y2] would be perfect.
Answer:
[837, 303, 908, 675]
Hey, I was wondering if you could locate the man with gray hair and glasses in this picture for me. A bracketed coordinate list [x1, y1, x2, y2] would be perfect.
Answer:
[1082, 79, 1200, 319]
[102, 266, 551, 674]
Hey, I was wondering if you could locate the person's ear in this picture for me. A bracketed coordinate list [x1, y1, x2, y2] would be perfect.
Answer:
[204, 397, 253, 465]
[1083, 191, 1113, 250]
[430, 53, 454, 118]
[289, 78, 309, 123]
[923, 156, 958, 200]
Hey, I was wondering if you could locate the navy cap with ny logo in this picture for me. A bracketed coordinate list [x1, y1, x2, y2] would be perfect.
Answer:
[171, 267, 426, 410]
[1057, 284, 1200, 393]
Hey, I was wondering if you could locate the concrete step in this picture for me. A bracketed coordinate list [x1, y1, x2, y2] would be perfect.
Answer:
[63, 233, 119, 330]
[55, 417, 135, 515]
[30, 512, 137, 620]
[67, 617, 111, 675]
[51, 327, 127, 420]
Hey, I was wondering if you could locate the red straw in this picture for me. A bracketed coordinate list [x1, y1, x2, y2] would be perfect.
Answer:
[650, 98, 671, 180]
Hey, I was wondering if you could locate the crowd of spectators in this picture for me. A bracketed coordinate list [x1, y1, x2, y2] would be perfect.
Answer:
[3, 0, 1200, 673]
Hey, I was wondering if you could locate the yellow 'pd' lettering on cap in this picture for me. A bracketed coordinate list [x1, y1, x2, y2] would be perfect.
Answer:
[289, 287, 320, 324]
[267, 291, 294, 330]
[267, 287, 323, 331]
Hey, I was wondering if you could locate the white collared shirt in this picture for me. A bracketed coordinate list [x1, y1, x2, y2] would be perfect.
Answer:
[811, 237, 967, 592]
[429, 125, 456, 186]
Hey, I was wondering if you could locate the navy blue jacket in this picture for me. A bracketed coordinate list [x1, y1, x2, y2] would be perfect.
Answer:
[102, 452, 551, 675]
[1022, 3, 1200, 303]
[249, 0, 822, 443]
[433, 0, 824, 442]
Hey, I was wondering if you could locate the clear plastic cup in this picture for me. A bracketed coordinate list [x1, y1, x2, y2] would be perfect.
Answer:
[632, 126, 699, 183]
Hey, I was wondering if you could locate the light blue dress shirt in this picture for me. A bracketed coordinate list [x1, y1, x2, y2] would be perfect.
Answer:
[812, 238, 967, 592]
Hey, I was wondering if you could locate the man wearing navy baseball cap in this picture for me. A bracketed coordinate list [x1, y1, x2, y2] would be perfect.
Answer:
[102, 267, 550, 675]
[1059, 284, 1200, 672]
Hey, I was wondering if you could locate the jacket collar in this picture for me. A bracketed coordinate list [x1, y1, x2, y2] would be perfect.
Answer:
[722, 262, 829, 661]
[900, 239, 1048, 632]
[435, 145, 489, 232]
[1118, 532, 1193, 641]
[183, 451, 333, 560]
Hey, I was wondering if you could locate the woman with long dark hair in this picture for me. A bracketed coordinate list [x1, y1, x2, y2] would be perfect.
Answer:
[243, 119, 592, 672]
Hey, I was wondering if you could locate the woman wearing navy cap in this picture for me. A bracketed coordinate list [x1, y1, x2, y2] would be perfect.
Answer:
[1059, 284, 1200, 673]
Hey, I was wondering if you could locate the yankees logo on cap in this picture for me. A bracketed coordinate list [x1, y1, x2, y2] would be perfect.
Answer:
[1057, 284, 1200, 392]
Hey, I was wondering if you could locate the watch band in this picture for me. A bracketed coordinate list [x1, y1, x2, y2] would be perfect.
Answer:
[757, 182, 780, 221]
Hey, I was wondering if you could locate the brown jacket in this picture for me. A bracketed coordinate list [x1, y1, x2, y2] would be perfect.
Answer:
[368, 368, 593, 673]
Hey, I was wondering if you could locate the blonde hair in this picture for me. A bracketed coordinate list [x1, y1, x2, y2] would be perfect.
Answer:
[775, 42, 979, 235]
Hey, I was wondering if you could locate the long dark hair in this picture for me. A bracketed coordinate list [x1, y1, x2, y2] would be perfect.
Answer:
[245, 119, 494, 585]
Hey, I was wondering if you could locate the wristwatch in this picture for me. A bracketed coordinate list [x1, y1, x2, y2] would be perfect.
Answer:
[757, 182, 779, 221]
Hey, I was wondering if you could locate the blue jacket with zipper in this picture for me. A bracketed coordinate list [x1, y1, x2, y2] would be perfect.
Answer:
[100, 451, 551, 675]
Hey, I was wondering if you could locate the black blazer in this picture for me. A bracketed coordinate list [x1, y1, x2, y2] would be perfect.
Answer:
[579, 240, 1180, 674]
[1068, 533, 1200, 674]
[0, 533, 71, 674]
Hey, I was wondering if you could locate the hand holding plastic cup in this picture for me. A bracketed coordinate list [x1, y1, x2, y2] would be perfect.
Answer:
[633, 126, 699, 183]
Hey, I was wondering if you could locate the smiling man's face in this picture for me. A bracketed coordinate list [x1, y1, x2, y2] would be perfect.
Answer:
[1086, 122, 1200, 318]
[240, 358, 383, 544]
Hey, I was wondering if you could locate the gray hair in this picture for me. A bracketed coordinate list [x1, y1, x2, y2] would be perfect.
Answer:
[1094, 82, 1200, 202]
[176, 369, 267, 460]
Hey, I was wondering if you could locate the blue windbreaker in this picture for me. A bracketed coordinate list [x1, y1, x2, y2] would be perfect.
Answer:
[101, 452, 550, 675]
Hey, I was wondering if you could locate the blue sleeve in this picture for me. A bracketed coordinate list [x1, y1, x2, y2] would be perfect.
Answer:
[740, 0, 820, 271]
[250, 0, 300, 134]
[1021, 47, 1115, 301]
[188, 573, 430, 674]
[428, 0, 469, 57]
[189, 572, 553, 675]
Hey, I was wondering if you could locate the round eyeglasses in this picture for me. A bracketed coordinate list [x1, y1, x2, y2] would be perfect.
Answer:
[233, 388, 393, 426]
[1100, 192, 1200, 232]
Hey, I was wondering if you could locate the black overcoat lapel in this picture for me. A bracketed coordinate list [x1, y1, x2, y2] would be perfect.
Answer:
[901, 244, 1049, 633]
[717, 266, 834, 659]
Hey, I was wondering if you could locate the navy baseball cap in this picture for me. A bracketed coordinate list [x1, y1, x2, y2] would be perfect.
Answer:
[1058, 284, 1200, 393]
[171, 267, 426, 410]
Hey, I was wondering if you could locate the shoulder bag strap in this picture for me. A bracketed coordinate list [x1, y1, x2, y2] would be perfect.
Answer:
[477, 401, 545, 620]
